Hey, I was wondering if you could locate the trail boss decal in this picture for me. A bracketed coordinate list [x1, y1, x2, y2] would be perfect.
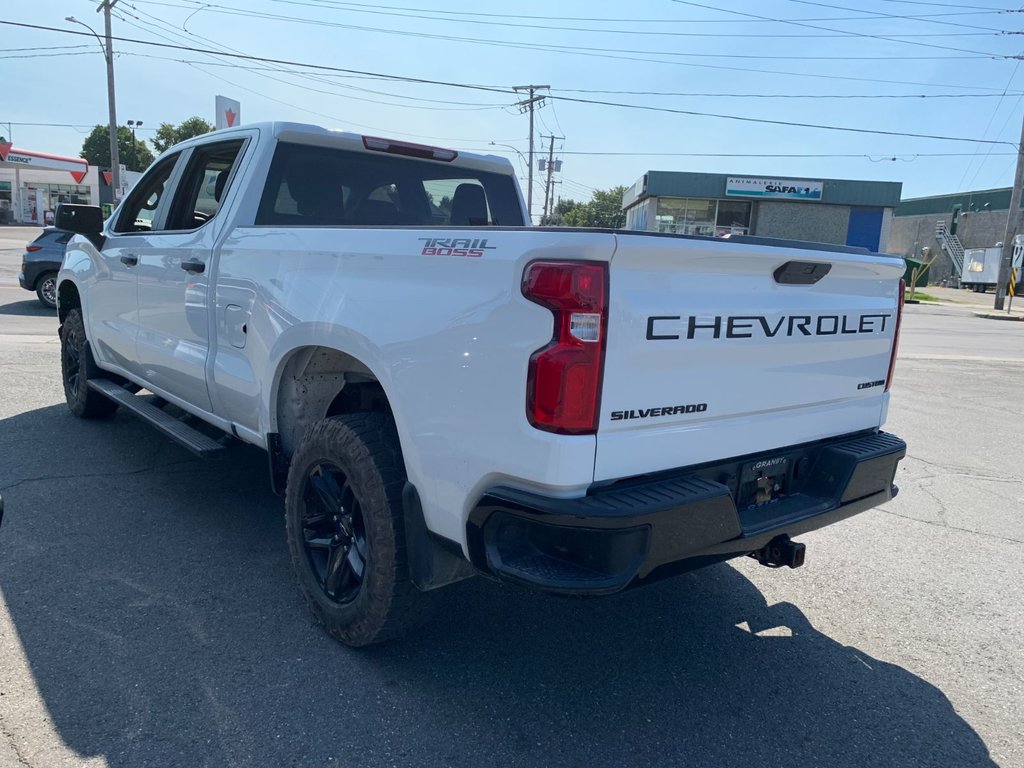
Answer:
[611, 403, 708, 421]
[646, 313, 892, 341]
[418, 238, 496, 258]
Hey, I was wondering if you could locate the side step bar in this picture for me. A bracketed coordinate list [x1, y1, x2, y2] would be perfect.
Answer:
[88, 379, 226, 458]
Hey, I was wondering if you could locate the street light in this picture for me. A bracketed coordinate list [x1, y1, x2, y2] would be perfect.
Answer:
[66, 9, 121, 199]
[490, 142, 539, 222]
[127, 119, 143, 170]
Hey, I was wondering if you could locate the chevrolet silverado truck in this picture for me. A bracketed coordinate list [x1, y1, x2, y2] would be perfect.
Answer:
[54, 122, 907, 646]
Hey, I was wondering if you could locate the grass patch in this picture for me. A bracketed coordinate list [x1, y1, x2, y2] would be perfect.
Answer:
[905, 290, 939, 302]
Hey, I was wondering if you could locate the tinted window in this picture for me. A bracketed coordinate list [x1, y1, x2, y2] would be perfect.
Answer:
[166, 140, 245, 231]
[255, 142, 524, 227]
[113, 154, 180, 234]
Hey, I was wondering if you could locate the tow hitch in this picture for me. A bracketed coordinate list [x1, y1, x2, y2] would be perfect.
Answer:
[749, 535, 805, 569]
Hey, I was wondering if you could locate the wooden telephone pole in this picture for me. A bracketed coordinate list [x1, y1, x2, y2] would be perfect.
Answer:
[541, 134, 564, 223]
[513, 85, 548, 224]
[995, 111, 1024, 310]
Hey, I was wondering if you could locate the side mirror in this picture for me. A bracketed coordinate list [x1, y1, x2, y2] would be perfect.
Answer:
[55, 203, 104, 235]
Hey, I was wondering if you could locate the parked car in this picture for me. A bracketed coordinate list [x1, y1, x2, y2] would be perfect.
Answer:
[19, 227, 72, 308]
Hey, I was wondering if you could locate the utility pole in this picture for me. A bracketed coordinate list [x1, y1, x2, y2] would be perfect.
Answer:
[99, 0, 121, 200]
[513, 85, 548, 225]
[541, 134, 563, 223]
[995, 111, 1024, 310]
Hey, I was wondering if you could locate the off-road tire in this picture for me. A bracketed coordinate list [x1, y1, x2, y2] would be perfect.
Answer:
[284, 413, 431, 647]
[35, 271, 58, 309]
[60, 308, 118, 418]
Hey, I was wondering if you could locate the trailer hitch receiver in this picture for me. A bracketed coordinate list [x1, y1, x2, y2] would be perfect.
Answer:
[749, 535, 805, 569]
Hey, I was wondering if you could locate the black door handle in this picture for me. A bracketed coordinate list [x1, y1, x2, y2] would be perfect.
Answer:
[181, 259, 206, 274]
[120, 254, 138, 266]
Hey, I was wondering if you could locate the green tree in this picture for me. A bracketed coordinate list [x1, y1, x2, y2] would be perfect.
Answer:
[79, 125, 155, 171]
[541, 198, 582, 226]
[151, 116, 215, 153]
[562, 186, 628, 229]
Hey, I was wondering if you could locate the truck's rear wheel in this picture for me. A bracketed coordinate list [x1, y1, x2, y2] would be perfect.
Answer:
[284, 413, 430, 647]
[60, 308, 118, 419]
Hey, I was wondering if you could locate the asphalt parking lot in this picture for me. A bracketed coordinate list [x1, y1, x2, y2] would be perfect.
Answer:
[0, 225, 1022, 768]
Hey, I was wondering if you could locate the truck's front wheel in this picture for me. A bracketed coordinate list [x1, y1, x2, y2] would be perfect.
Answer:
[284, 413, 430, 647]
[60, 309, 118, 419]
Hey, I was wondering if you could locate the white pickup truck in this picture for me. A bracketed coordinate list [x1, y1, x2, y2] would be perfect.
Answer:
[55, 122, 907, 646]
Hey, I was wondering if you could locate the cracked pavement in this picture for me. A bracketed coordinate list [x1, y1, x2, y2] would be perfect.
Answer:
[0, 227, 1022, 767]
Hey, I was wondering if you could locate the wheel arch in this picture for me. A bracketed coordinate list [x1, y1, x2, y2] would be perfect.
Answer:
[57, 279, 81, 324]
[270, 344, 399, 460]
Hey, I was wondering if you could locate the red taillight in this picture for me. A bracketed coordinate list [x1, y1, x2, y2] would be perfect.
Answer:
[885, 278, 905, 391]
[26, 245, 42, 252]
[522, 261, 608, 434]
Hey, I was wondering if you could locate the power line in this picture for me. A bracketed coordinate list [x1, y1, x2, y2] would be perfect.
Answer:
[785, 0, 1017, 33]
[0, 51, 99, 60]
[99, 8, 1024, 90]
[669, 0, 1013, 53]
[552, 89, 1024, 99]
[878, 0, 1017, 9]
[116, 10, 504, 111]
[127, 0, 1017, 39]
[2, 121, 155, 130]
[119, 0, 1019, 60]
[477, 149, 1017, 158]
[4, 21, 1018, 146]
[0, 44, 93, 52]
[245, 0, 1019, 24]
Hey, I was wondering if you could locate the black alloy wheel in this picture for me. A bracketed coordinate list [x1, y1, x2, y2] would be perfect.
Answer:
[63, 323, 82, 398]
[301, 461, 368, 604]
[284, 413, 433, 646]
[60, 308, 118, 418]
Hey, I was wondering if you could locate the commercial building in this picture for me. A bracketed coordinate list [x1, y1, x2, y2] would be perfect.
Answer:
[0, 140, 137, 225]
[887, 187, 1020, 285]
[621, 170, 902, 251]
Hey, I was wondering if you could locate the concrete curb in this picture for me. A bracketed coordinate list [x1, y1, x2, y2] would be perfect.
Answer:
[972, 311, 1024, 321]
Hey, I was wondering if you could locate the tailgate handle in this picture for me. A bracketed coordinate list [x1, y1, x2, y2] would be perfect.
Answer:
[774, 261, 831, 285]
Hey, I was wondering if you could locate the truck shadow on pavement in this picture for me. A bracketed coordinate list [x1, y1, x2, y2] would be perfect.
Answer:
[0, 299, 55, 318]
[0, 405, 996, 768]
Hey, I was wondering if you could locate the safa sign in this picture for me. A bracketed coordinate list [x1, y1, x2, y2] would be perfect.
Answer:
[725, 177, 823, 202]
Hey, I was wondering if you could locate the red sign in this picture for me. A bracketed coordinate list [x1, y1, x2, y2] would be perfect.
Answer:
[225, 108, 237, 127]
[0, 141, 10, 162]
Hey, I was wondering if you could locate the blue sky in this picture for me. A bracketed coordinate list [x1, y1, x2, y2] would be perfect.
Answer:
[4, 0, 1024, 204]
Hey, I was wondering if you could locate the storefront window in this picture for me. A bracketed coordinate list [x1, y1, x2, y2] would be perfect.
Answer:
[46, 184, 91, 210]
[715, 200, 752, 237]
[0, 181, 11, 223]
[656, 197, 751, 237]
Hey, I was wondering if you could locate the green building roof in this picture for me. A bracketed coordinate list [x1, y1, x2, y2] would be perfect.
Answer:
[623, 170, 903, 208]
[894, 187, 1024, 217]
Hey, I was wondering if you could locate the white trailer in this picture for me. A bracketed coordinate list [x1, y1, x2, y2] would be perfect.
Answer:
[961, 239, 1024, 293]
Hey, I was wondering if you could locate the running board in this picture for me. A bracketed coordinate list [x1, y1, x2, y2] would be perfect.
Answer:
[88, 379, 226, 457]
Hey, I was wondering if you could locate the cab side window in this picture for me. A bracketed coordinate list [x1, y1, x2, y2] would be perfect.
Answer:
[166, 140, 245, 231]
[113, 154, 179, 234]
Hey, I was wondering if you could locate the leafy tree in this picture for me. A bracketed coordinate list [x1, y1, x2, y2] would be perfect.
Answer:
[541, 198, 582, 226]
[151, 116, 215, 154]
[562, 186, 628, 229]
[79, 125, 155, 171]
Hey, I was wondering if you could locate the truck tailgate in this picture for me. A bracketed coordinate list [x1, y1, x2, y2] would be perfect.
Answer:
[595, 234, 905, 482]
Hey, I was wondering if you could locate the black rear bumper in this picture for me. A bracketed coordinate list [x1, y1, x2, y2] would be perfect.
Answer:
[467, 431, 906, 594]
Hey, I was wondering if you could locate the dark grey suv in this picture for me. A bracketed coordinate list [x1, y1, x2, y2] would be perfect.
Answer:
[18, 228, 72, 309]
